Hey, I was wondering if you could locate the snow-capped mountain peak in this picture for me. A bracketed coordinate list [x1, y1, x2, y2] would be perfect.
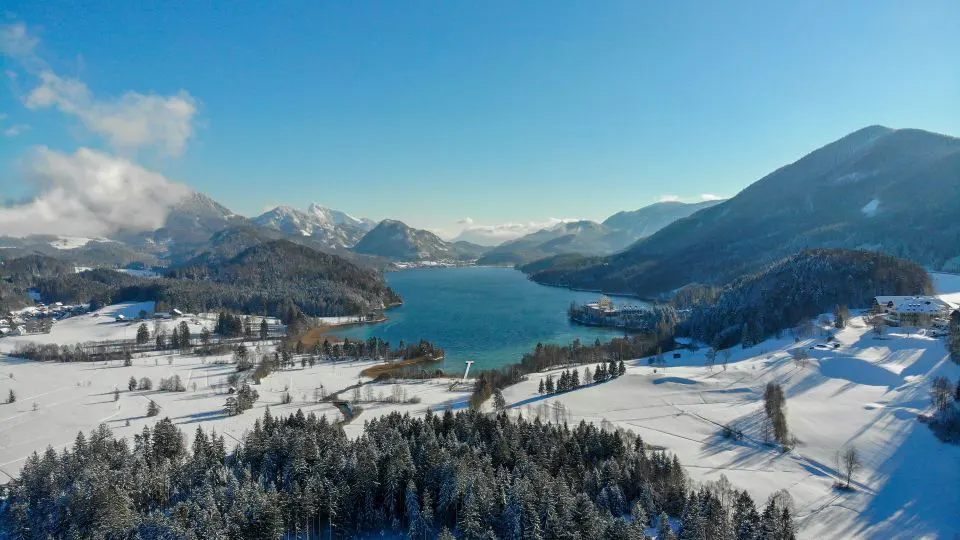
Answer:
[251, 204, 376, 247]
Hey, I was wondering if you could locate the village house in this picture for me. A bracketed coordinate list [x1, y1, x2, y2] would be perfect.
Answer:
[873, 295, 951, 327]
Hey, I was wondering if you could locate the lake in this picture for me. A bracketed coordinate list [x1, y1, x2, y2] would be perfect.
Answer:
[336, 266, 644, 374]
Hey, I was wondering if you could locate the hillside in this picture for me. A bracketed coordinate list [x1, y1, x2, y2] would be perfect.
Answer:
[680, 249, 932, 348]
[479, 201, 723, 266]
[528, 126, 960, 296]
[477, 221, 613, 265]
[601, 199, 723, 248]
[353, 219, 487, 261]
[32, 241, 400, 317]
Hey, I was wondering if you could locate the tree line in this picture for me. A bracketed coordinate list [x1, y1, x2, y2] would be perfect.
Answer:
[4, 409, 796, 539]
[470, 336, 667, 410]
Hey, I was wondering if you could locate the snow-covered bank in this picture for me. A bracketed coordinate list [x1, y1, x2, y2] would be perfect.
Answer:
[497, 317, 959, 539]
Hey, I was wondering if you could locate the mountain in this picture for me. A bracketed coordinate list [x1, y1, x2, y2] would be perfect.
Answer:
[252, 204, 372, 248]
[601, 200, 724, 246]
[304, 203, 377, 231]
[478, 202, 724, 266]
[477, 221, 613, 265]
[114, 191, 243, 251]
[527, 126, 960, 297]
[353, 220, 487, 261]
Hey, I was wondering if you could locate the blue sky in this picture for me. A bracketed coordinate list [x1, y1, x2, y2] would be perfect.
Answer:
[1, 2, 958, 239]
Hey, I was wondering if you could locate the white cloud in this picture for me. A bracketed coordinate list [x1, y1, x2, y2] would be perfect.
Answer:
[3, 123, 28, 137]
[0, 146, 191, 237]
[0, 22, 40, 64]
[2, 22, 199, 157]
[457, 217, 474, 225]
[454, 217, 579, 245]
[4, 69, 17, 80]
[659, 195, 681, 202]
[700, 193, 724, 201]
[26, 71, 198, 156]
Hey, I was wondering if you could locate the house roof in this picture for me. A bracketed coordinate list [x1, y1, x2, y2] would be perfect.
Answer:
[875, 296, 950, 315]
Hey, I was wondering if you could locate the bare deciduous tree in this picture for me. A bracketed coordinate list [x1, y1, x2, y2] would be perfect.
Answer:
[836, 446, 862, 489]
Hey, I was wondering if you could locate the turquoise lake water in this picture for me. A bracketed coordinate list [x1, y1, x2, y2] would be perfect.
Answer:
[337, 266, 644, 374]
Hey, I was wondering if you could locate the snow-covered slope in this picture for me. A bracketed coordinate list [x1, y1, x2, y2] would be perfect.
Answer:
[252, 204, 371, 247]
[497, 317, 959, 539]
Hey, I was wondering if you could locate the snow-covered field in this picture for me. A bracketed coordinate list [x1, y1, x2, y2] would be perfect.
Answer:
[0, 302, 473, 485]
[1, 295, 958, 538]
[0, 302, 211, 350]
[932, 271, 960, 308]
[497, 317, 960, 539]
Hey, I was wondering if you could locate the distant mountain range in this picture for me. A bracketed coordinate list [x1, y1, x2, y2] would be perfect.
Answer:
[526, 126, 960, 297]
[477, 200, 724, 266]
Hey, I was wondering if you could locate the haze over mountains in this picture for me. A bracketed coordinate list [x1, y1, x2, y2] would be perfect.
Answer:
[477, 200, 723, 266]
[527, 126, 960, 297]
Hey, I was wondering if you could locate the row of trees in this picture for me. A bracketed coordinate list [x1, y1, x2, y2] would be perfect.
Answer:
[536, 360, 627, 395]
[4, 409, 795, 539]
[471, 336, 665, 409]
[762, 383, 791, 448]
[214, 312, 270, 340]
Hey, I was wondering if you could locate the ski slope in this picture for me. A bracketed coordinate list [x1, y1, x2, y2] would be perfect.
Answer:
[499, 317, 959, 539]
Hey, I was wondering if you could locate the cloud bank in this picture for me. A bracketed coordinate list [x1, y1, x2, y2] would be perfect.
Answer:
[0, 147, 191, 237]
[0, 21, 199, 238]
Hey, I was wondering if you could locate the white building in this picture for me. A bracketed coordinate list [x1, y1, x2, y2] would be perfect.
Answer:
[873, 296, 951, 326]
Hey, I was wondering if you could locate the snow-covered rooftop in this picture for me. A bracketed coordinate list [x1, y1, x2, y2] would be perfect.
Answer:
[874, 295, 950, 314]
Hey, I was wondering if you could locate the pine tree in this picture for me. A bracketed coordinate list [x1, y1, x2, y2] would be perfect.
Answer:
[545, 375, 555, 393]
[146, 400, 160, 417]
[679, 492, 705, 540]
[618, 359, 626, 376]
[583, 367, 592, 385]
[136, 323, 150, 345]
[6, 389, 15, 404]
[405, 479, 422, 538]
[538, 379, 545, 394]
[571, 368, 580, 387]
[657, 512, 676, 540]
[493, 389, 506, 411]
[260, 318, 269, 340]
[113, 389, 120, 402]
[630, 500, 648, 528]
[178, 321, 191, 351]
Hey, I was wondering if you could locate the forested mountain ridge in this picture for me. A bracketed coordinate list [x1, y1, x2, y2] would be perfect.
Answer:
[680, 248, 932, 348]
[353, 219, 488, 261]
[29, 240, 400, 317]
[527, 126, 960, 296]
